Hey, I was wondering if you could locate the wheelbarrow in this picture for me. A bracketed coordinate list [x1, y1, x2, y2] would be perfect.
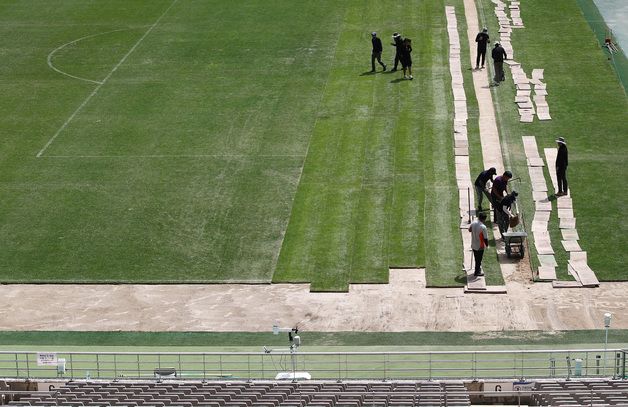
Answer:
[502, 230, 527, 258]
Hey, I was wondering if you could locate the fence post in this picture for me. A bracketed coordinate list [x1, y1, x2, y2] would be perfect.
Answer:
[247, 354, 251, 381]
[428, 353, 432, 381]
[203, 354, 207, 382]
[69, 354, 74, 380]
[550, 357, 556, 378]
[384, 354, 388, 381]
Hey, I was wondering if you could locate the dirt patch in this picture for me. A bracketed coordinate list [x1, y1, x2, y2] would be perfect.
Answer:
[0, 269, 626, 332]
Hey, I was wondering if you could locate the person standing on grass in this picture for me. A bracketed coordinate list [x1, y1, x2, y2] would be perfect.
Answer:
[370, 32, 387, 72]
[555, 137, 569, 196]
[491, 42, 507, 84]
[469, 212, 489, 277]
[474, 167, 496, 211]
[400, 38, 413, 80]
[475, 27, 490, 69]
[390, 32, 403, 71]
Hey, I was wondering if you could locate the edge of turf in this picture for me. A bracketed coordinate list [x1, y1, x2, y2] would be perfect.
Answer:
[576, 0, 628, 94]
[1, 330, 627, 347]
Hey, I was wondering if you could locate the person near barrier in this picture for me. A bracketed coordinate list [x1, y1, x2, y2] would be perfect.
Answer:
[468, 212, 489, 277]
[496, 191, 518, 235]
[474, 167, 496, 211]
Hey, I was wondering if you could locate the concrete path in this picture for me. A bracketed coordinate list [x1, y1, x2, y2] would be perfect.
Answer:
[462, 0, 519, 285]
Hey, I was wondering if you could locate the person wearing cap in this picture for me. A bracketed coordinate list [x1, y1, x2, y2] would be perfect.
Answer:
[370, 32, 386, 72]
[390, 32, 403, 71]
[495, 191, 518, 235]
[555, 137, 569, 196]
[468, 212, 489, 277]
[474, 167, 497, 211]
[400, 38, 413, 80]
[491, 170, 512, 203]
[491, 42, 507, 84]
[475, 27, 490, 70]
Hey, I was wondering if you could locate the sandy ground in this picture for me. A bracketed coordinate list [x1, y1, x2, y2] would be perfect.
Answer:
[0, 264, 626, 332]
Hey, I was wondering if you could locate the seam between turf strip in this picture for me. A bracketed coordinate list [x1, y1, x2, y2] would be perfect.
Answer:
[36, 0, 180, 158]
[270, 10, 346, 280]
[41, 154, 305, 159]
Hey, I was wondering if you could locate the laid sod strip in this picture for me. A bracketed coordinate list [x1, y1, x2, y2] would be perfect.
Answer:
[479, 0, 628, 282]
[274, 0, 461, 290]
[1, 330, 627, 347]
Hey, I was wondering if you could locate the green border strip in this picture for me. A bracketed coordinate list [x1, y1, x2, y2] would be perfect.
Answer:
[576, 0, 628, 93]
[0, 331, 627, 347]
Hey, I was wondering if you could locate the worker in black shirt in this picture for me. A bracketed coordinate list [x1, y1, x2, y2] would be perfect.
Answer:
[390, 32, 403, 72]
[491, 42, 507, 84]
[555, 137, 569, 196]
[475, 27, 490, 69]
[474, 167, 497, 211]
[496, 191, 518, 235]
[370, 32, 387, 72]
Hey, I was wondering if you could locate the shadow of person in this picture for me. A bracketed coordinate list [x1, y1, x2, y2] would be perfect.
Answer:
[454, 274, 468, 284]
[359, 71, 376, 76]
[390, 78, 407, 84]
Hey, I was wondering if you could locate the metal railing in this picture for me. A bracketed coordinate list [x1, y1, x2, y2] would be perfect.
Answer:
[0, 349, 625, 381]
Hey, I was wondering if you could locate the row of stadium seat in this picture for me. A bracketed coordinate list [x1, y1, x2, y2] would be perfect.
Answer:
[531, 380, 628, 406]
[7, 380, 470, 406]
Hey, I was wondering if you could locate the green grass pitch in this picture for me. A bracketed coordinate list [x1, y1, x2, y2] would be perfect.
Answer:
[0, 0, 625, 289]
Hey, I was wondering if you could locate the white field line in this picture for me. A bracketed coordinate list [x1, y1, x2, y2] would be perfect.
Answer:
[47, 28, 140, 85]
[36, 0, 179, 158]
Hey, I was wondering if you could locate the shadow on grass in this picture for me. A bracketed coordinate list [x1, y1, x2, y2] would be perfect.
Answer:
[390, 78, 408, 84]
[359, 71, 376, 76]
[454, 274, 468, 284]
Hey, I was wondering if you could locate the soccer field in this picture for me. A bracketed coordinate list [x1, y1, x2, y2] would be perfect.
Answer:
[2, 0, 626, 290]
[0, 0, 461, 288]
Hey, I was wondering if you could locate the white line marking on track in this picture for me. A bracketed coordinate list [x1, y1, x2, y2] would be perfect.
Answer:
[36, 0, 180, 158]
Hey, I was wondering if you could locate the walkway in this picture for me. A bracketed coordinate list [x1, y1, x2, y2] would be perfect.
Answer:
[461, 0, 518, 289]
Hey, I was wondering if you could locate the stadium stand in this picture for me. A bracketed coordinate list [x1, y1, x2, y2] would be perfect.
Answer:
[530, 380, 628, 406]
[4, 379, 628, 406]
[6, 380, 471, 406]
